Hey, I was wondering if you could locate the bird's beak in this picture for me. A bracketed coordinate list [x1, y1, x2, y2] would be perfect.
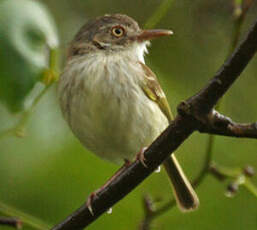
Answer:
[136, 29, 173, 41]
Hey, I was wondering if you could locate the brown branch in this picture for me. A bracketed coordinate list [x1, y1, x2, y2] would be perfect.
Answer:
[51, 16, 257, 230]
[197, 110, 257, 138]
[0, 217, 22, 229]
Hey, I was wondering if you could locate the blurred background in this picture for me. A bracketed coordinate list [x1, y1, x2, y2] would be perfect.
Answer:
[0, 0, 257, 229]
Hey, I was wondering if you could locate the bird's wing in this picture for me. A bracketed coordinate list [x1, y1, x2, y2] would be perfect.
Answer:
[139, 62, 173, 123]
[139, 63, 199, 211]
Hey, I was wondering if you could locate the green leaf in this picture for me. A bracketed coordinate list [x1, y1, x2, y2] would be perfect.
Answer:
[0, 0, 59, 112]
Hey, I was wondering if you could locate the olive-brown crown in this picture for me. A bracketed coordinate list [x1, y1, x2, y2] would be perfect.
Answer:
[69, 14, 142, 57]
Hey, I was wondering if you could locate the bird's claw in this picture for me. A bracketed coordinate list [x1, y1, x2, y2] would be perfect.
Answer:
[86, 192, 97, 216]
[136, 147, 148, 168]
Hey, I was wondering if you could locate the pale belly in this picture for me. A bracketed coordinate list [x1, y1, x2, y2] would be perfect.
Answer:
[59, 56, 169, 164]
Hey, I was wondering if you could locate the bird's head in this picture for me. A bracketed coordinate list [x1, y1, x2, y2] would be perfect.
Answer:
[68, 14, 173, 60]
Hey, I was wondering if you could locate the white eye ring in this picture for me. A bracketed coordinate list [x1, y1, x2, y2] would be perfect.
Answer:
[111, 26, 125, 37]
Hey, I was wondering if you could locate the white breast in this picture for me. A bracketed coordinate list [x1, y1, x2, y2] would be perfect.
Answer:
[58, 45, 168, 164]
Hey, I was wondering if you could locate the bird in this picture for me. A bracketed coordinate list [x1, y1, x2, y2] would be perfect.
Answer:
[58, 14, 199, 212]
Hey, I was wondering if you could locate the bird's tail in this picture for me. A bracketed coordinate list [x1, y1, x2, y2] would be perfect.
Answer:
[162, 155, 199, 212]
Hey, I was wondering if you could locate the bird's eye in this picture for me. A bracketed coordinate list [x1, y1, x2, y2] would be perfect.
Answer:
[111, 26, 125, 37]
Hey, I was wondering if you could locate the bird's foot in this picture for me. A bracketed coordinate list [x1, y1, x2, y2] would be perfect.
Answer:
[136, 147, 148, 168]
[86, 191, 98, 215]
[85, 160, 132, 215]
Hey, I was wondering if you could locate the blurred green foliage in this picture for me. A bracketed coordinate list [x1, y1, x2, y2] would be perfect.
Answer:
[0, 0, 256, 230]
[0, 0, 58, 112]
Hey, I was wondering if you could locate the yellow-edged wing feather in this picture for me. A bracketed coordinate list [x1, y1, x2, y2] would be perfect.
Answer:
[139, 62, 173, 123]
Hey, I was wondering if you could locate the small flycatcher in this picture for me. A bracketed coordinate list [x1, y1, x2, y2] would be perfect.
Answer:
[58, 14, 199, 212]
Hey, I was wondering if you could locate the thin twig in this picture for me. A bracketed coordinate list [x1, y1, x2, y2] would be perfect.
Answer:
[0, 216, 22, 229]
[139, 195, 155, 230]
[51, 15, 257, 230]
[210, 163, 257, 198]
[229, 0, 254, 55]
[144, 0, 174, 29]
[0, 202, 50, 230]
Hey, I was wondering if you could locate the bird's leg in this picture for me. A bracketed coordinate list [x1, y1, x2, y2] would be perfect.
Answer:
[86, 159, 131, 215]
[136, 147, 148, 168]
